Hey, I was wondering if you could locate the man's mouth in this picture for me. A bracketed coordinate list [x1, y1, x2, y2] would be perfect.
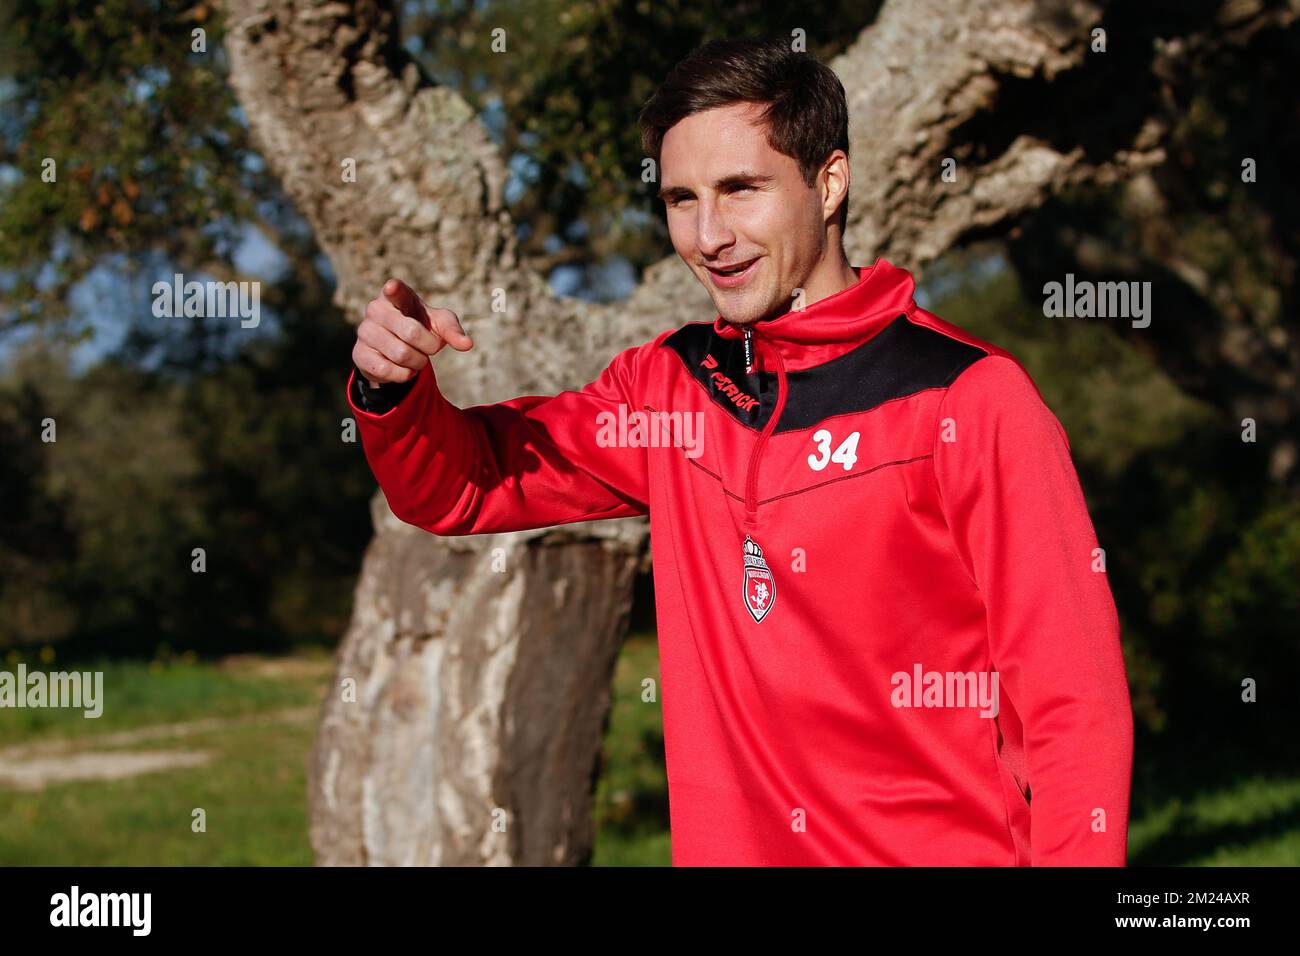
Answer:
[705, 258, 760, 287]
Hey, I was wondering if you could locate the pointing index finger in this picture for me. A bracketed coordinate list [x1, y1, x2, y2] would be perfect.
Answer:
[383, 278, 426, 327]
[381, 278, 473, 352]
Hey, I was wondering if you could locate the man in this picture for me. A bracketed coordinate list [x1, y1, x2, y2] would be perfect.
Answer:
[347, 37, 1134, 866]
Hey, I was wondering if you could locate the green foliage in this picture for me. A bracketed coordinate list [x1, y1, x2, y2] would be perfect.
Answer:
[0, 375, 80, 645]
[592, 632, 669, 865]
[0, 303, 378, 657]
[0, 0, 260, 330]
[1004, 16, 1300, 461]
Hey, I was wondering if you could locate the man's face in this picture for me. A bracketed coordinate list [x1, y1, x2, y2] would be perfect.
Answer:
[659, 101, 831, 326]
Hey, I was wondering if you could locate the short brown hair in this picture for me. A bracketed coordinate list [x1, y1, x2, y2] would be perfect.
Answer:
[638, 36, 850, 230]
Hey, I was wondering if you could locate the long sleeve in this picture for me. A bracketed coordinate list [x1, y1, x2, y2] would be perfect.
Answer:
[932, 355, 1134, 866]
[345, 343, 654, 535]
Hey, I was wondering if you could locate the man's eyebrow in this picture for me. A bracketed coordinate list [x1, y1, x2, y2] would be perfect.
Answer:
[657, 170, 777, 201]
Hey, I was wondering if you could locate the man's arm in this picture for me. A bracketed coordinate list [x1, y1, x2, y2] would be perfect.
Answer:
[346, 342, 654, 535]
[932, 355, 1134, 866]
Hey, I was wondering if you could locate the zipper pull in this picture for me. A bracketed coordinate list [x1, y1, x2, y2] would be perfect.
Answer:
[743, 326, 755, 374]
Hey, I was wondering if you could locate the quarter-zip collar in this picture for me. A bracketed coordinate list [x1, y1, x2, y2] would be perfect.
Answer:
[741, 329, 787, 530]
[712, 258, 918, 372]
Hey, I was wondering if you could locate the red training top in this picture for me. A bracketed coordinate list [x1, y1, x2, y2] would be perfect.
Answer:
[346, 258, 1135, 866]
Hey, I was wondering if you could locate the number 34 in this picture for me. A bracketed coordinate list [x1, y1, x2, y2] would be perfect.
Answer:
[807, 429, 860, 471]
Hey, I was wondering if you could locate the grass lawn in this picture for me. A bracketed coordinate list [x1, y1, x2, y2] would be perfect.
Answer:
[0, 651, 330, 866]
[0, 640, 1294, 866]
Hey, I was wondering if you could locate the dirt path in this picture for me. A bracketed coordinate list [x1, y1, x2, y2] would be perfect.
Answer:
[0, 705, 318, 791]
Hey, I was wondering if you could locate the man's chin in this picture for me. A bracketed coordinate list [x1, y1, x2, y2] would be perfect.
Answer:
[711, 291, 766, 325]
[716, 298, 781, 327]
[716, 309, 757, 327]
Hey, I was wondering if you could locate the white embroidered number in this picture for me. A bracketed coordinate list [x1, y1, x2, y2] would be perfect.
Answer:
[807, 429, 859, 472]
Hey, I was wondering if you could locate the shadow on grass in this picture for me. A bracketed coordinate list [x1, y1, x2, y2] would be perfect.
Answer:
[1131, 783, 1300, 865]
[1129, 701, 1300, 865]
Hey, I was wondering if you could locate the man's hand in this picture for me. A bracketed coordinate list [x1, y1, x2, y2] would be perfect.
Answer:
[353, 278, 474, 387]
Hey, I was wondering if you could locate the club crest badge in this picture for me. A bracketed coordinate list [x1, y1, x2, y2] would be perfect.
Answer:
[742, 535, 776, 623]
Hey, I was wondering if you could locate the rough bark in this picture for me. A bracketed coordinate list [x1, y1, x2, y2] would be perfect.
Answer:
[218, 0, 1293, 864]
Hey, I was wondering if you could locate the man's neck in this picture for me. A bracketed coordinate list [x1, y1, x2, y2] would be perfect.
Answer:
[796, 250, 860, 308]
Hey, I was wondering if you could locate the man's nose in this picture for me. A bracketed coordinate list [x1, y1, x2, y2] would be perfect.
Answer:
[695, 198, 735, 257]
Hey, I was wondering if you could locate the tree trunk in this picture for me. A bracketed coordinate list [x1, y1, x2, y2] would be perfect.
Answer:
[218, 0, 1291, 864]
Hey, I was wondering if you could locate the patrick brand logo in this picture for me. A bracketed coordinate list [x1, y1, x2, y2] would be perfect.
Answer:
[741, 535, 777, 623]
[701, 355, 759, 413]
[50, 886, 151, 936]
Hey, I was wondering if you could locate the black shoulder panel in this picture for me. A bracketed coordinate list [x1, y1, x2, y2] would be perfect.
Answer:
[662, 315, 988, 433]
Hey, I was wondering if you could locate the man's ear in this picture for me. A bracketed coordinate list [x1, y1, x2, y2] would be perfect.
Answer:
[820, 150, 850, 225]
